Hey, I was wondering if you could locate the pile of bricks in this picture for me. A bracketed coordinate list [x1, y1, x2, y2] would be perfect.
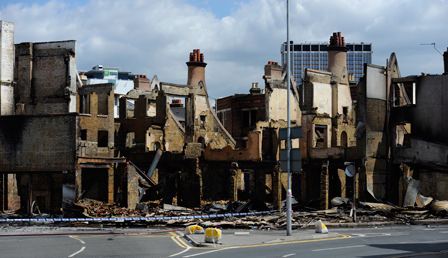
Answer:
[70, 198, 448, 229]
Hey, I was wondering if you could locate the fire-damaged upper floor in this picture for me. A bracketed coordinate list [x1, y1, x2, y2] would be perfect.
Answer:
[1, 19, 448, 216]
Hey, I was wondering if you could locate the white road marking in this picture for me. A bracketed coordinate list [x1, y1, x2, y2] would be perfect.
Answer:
[313, 245, 367, 252]
[68, 246, 85, 257]
[169, 246, 191, 257]
[283, 253, 295, 257]
[351, 233, 400, 238]
[68, 236, 86, 257]
[69, 236, 86, 244]
[400, 240, 448, 244]
[183, 247, 238, 257]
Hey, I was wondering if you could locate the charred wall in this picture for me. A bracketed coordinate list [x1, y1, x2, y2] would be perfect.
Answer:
[14, 41, 77, 115]
[0, 114, 78, 171]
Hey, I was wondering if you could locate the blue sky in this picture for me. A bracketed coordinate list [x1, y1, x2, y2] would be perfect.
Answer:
[0, 0, 242, 19]
[1, 0, 447, 100]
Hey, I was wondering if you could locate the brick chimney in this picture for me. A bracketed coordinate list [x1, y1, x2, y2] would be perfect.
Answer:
[170, 99, 183, 107]
[263, 61, 282, 80]
[327, 32, 348, 83]
[133, 74, 150, 91]
[249, 82, 261, 95]
[186, 49, 207, 87]
[444, 47, 448, 75]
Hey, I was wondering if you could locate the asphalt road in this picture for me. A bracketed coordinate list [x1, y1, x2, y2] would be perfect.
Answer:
[1, 225, 448, 257]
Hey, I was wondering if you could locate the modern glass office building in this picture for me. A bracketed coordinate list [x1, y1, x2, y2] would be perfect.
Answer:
[281, 41, 373, 85]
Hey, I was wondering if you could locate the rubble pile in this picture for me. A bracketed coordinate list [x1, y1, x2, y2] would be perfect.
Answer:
[65, 197, 448, 229]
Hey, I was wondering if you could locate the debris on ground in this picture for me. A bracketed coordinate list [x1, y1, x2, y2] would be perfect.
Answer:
[3, 196, 448, 229]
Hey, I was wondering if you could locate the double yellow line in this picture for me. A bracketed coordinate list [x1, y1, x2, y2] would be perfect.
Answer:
[170, 232, 191, 249]
[169, 232, 351, 250]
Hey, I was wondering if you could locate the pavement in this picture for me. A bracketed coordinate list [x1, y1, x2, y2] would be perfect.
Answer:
[183, 228, 341, 247]
[182, 220, 404, 247]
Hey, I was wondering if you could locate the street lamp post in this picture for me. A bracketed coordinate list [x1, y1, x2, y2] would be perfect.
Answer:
[286, 0, 292, 236]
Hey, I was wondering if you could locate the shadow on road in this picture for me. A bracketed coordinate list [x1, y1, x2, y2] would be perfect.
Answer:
[361, 243, 448, 258]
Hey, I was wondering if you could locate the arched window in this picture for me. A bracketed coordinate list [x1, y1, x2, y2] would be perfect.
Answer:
[153, 142, 161, 151]
[341, 131, 348, 147]
[198, 137, 205, 149]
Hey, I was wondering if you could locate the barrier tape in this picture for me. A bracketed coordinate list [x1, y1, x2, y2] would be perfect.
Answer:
[0, 210, 278, 222]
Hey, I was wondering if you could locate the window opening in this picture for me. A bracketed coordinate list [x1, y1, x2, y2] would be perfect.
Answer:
[97, 93, 108, 115]
[153, 142, 161, 150]
[315, 125, 327, 148]
[126, 132, 135, 148]
[80, 130, 87, 141]
[396, 123, 411, 147]
[98, 130, 108, 147]
[342, 106, 348, 123]
[79, 95, 90, 114]
[200, 115, 206, 129]
[341, 131, 348, 147]
[198, 137, 205, 149]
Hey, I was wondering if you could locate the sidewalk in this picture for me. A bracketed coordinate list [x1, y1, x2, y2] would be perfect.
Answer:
[183, 229, 341, 247]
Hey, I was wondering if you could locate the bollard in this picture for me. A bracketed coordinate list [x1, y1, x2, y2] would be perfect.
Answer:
[315, 219, 328, 234]
[185, 225, 204, 234]
[205, 228, 221, 243]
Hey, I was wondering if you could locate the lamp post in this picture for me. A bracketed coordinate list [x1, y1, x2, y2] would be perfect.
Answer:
[286, 0, 292, 236]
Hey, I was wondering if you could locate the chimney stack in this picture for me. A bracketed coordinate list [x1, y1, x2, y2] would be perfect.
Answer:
[250, 82, 261, 95]
[444, 47, 448, 74]
[187, 49, 207, 88]
[263, 61, 282, 80]
[327, 32, 349, 84]
[133, 74, 150, 91]
[170, 99, 183, 107]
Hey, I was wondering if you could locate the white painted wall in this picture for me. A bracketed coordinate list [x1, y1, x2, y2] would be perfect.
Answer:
[1, 85, 14, 115]
[194, 95, 208, 118]
[366, 65, 387, 100]
[337, 83, 353, 115]
[267, 89, 301, 122]
[0, 21, 14, 84]
[313, 82, 333, 115]
[0, 21, 15, 115]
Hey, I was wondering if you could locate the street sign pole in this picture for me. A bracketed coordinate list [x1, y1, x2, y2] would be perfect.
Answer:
[286, 0, 292, 236]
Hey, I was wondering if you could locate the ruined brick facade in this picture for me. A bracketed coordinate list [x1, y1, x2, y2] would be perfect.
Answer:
[1, 22, 447, 216]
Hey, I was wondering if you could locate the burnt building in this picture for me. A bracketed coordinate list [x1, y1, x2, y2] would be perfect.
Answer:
[216, 82, 266, 149]
[0, 21, 132, 214]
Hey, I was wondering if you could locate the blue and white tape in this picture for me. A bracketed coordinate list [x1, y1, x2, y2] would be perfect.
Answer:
[0, 210, 277, 222]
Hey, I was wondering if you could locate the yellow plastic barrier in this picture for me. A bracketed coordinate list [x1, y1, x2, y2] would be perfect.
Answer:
[185, 225, 205, 234]
[205, 227, 222, 243]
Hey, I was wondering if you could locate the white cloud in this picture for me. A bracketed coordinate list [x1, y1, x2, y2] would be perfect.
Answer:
[1, 0, 448, 99]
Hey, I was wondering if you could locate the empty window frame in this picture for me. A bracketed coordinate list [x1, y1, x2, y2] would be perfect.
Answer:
[395, 123, 411, 147]
[198, 136, 205, 149]
[341, 131, 348, 147]
[153, 142, 161, 150]
[126, 132, 135, 148]
[80, 129, 87, 141]
[314, 125, 327, 148]
[79, 95, 90, 114]
[393, 81, 416, 107]
[97, 93, 109, 115]
[98, 130, 108, 147]
[342, 106, 348, 123]
[200, 115, 206, 129]
[243, 109, 257, 127]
